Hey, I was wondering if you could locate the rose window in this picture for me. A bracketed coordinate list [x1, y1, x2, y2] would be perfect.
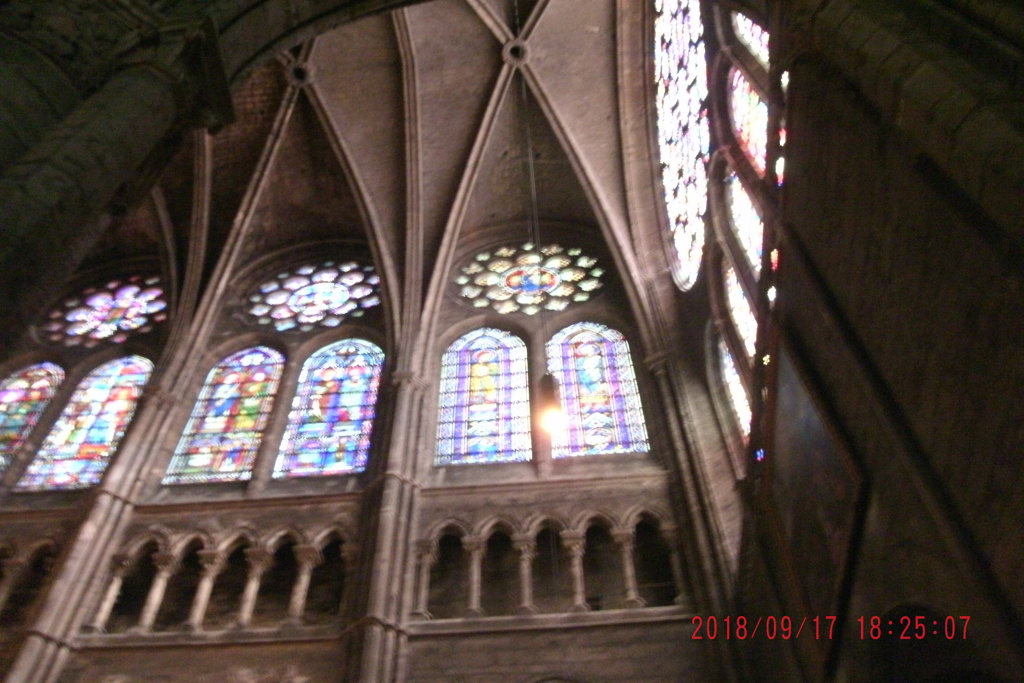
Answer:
[246, 261, 380, 332]
[456, 243, 603, 315]
[41, 275, 167, 347]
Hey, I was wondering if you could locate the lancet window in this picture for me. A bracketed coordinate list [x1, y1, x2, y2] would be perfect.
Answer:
[0, 363, 64, 476]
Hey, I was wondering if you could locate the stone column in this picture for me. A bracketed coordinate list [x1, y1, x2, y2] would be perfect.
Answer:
[135, 552, 178, 632]
[0, 555, 28, 616]
[412, 541, 436, 620]
[612, 529, 645, 608]
[286, 545, 323, 624]
[661, 525, 690, 608]
[85, 554, 132, 633]
[560, 531, 589, 612]
[512, 534, 537, 615]
[236, 547, 272, 628]
[463, 536, 485, 617]
[186, 550, 225, 631]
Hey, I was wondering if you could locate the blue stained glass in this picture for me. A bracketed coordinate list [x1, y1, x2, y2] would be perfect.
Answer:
[546, 323, 649, 457]
[0, 363, 64, 476]
[164, 347, 284, 484]
[17, 356, 152, 490]
[274, 339, 384, 477]
[655, 0, 710, 291]
[436, 328, 531, 465]
[719, 338, 751, 438]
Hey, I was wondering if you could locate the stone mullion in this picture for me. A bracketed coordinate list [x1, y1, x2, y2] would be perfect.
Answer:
[84, 554, 132, 633]
[286, 545, 322, 624]
[660, 524, 691, 608]
[512, 534, 537, 615]
[612, 529, 645, 608]
[463, 536, 485, 617]
[235, 548, 272, 628]
[560, 531, 589, 612]
[135, 552, 178, 632]
[412, 541, 436, 619]
[186, 550, 225, 631]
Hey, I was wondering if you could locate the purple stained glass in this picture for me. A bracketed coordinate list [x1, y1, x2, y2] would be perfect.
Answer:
[247, 261, 380, 332]
[274, 339, 384, 477]
[0, 363, 64, 476]
[655, 0, 710, 291]
[436, 328, 531, 465]
[16, 356, 152, 490]
[164, 347, 284, 484]
[546, 323, 649, 457]
[42, 275, 167, 347]
[719, 338, 751, 438]
[730, 68, 769, 174]
[732, 12, 769, 68]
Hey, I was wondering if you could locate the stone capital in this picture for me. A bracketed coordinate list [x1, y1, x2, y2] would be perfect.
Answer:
[511, 534, 536, 558]
[109, 553, 133, 577]
[461, 536, 486, 555]
[293, 544, 323, 568]
[196, 549, 225, 574]
[243, 547, 273, 574]
[151, 551, 178, 574]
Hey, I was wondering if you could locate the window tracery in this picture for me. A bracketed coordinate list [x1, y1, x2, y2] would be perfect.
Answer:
[164, 347, 284, 484]
[274, 339, 384, 478]
[455, 243, 603, 315]
[654, 0, 710, 291]
[16, 356, 152, 490]
[0, 363, 64, 475]
[40, 275, 167, 347]
[729, 68, 769, 174]
[246, 261, 380, 332]
[732, 12, 769, 68]
[436, 328, 531, 465]
[546, 323, 649, 457]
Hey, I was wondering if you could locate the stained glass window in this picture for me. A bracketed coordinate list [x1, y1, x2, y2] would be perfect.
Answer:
[164, 347, 284, 484]
[726, 174, 765, 275]
[724, 265, 758, 357]
[0, 363, 64, 476]
[732, 12, 769, 68]
[456, 243, 603, 315]
[246, 261, 380, 332]
[547, 323, 649, 457]
[274, 339, 384, 478]
[729, 69, 769, 174]
[436, 328, 531, 465]
[41, 275, 167, 347]
[655, 0, 710, 291]
[16, 356, 152, 490]
[719, 338, 751, 437]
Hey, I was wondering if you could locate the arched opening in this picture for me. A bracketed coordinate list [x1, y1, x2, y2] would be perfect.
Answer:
[634, 518, 676, 607]
[428, 530, 468, 618]
[582, 525, 622, 611]
[480, 530, 517, 616]
[205, 542, 250, 629]
[107, 541, 159, 633]
[306, 535, 345, 623]
[252, 539, 299, 626]
[532, 526, 572, 613]
[155, 540, 203, 630]
[0, 545, 58, 627]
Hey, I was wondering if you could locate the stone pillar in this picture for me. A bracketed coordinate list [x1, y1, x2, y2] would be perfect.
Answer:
[286, 545, 323, 624]
[661, 525, 690, 608]
[560, 531, 589, 612]
[612, 529, 645, 608]
[186, 550, 225, 631]
[463, 536, 485, 617]
[85, 554, 132, 633]
[412, 541, 436, 620]
[236, 547, 272, 628]
[135, 552, 177, 632]
[512, 534, 537, 615]
[0, 555, 28, 616]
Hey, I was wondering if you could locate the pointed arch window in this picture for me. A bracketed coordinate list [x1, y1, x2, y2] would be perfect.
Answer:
[274, 339, 384, 478]
[16, 356, 152, 490]
[729, 69, 769, 174]
[655, 0, 710, 291]
[546, 323, 649, 457]
[0, 363, 64, 476]
[436, 328, 531, 465]
[719, 339, 751, 438]
[164, 347, 284, 484]
[724, 266, 758, 358]
[725, 174, 765, 276]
